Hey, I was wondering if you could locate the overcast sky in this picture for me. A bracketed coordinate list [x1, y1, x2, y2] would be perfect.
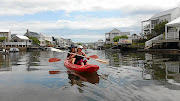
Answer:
[0, 0, 180, 42]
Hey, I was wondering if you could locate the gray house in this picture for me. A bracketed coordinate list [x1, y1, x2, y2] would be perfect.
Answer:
[24, 29, 40, 39]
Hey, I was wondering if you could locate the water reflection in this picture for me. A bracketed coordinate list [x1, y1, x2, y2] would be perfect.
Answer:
[0, 54, 11, 71]
[68, 72, 99, 85]
[105, 50, 180, 85]
[0, 50, 180, 100]
[49, 71, 100, 86]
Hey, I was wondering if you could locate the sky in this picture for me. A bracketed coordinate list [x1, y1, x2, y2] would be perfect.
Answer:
[0, 0, 180, 42]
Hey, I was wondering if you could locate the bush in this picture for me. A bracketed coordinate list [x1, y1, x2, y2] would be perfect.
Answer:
[113, 35, 128, 42]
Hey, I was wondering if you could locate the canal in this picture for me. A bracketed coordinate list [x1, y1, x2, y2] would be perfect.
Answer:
[0, 49, 180, 101]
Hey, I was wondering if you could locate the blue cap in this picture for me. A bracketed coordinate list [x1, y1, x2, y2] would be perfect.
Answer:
[71, 44, 75, 48]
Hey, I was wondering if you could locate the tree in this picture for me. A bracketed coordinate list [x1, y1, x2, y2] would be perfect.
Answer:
[154, 21, 168, 35]
[113, 36, 120, 42]
[0, 37, 6, 42]
[119, 35, 128, 39]
[78, 43, 82, 45]
[28, 37, 40, 46]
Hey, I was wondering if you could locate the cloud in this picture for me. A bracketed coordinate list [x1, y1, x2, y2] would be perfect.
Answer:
[0, 0, 179, 16]
[0, 14, 151, 34]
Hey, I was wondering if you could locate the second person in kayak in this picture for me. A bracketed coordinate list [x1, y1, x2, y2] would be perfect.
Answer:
[71, 45, 89, 66]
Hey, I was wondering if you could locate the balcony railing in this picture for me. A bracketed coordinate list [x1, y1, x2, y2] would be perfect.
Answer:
[1, 42, 32, 46]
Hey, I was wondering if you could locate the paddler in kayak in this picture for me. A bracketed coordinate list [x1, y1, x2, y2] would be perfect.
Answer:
[67, 44, 76, 62]
[71, 45, 89, 66]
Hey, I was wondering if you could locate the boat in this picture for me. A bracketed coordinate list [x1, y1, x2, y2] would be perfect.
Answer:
[9, 48, 19, 52]
[64, 59, 99, 73]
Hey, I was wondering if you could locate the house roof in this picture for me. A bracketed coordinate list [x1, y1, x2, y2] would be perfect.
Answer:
[11, 34, 17, 38]
[110, 28, 121, 33]
[28, 31, 39, 36]
[150, 7, 179, 20]
[166, 16, 180, 27]
[16, 35, 29, 40]
[0, 29, 10, 32]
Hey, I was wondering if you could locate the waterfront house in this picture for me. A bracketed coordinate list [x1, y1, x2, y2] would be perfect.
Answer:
[142, 7, 180, 49]
[44, 36, 54, 47]
[24, 29, 40, 39]
[97, 39, 104, 47]
[5, 35, 33, 47]
[0, 29, 11, 42]
[105, 28, 131, 44]
[142, 7, 180, 36]
[39, 33, 46, 46]
[56, 37, 64, 47]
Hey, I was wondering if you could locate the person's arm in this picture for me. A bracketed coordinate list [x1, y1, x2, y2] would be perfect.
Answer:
[82, 52, 90, 60]
[71, 53, 76, 58]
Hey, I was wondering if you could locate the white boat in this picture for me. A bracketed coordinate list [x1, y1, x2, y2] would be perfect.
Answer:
[9, 48, 19, 52]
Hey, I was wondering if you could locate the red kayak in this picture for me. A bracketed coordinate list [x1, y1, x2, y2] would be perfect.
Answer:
[64, 59, 99, 73]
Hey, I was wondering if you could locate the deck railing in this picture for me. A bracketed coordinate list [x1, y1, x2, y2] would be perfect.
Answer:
[1, 42, 32, 47]
[145, 34, 164, 48]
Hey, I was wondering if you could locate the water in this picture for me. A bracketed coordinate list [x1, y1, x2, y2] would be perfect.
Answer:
[0, 49, 180, 101]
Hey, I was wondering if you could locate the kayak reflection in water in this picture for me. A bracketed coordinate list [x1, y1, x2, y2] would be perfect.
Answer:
[71, 45, 90, 66]
[67, 71, 100, 86]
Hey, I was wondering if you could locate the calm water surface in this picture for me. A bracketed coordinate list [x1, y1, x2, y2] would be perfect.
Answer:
[0, 49, 180, 101]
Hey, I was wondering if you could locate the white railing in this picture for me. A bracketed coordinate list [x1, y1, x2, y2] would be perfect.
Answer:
[166, 31, 179, 39]
[1, 42, 32, 46]
[145, 34, 164, 48]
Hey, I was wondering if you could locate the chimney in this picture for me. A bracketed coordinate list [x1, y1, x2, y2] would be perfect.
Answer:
[27, 29, 29, 33]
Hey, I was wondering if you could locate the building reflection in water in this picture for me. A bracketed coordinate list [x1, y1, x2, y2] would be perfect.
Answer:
[105, 50, 180, 84]
[0, 54, 12, 71]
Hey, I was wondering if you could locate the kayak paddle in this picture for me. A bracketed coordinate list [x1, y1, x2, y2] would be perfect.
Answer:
[49, 55, 98, 62]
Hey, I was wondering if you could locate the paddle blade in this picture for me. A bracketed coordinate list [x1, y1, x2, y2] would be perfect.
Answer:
[49, 58, 61, 62]
[89, 55, 98, 59]
[49, 71, 60, 74]
[95, 59, 109, 64]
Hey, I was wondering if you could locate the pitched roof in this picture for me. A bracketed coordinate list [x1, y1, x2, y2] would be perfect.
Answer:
[11, 34, 17, 38]
[110, 28, 121, 33]
[0, 29, 10, 32]
[150, 7, 179, 19]
[28, 31, 39, 36]
[16, 35, 29, 40]
[166, 16, 180, 27]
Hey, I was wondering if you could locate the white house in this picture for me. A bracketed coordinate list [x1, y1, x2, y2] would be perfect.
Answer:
[97, 39, 104, 47]
[142, 7, 180, 35]
[165, 16, 180, 40]
[44, 36, 54, 46]
[39, 33, 46, 46]
[56, 37, 64, 47]
[105, 28, 131, 44]
[6, 35, 32, 47]
[0, 29, 11, 42]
